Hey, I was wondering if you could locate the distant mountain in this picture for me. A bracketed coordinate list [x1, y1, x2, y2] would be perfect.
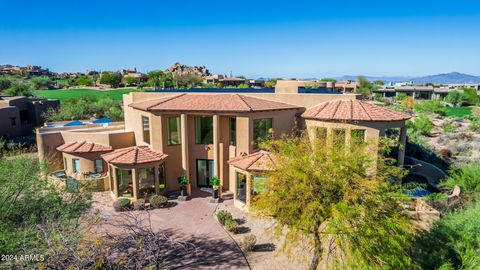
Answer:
[411, 72, 480, 84]
[335, 72, 480, 84]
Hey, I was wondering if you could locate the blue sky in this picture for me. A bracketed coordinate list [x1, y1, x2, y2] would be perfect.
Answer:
[1, 0, 479, 78]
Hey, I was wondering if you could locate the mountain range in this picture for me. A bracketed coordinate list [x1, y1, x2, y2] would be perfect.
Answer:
[334, 72, 480, 84]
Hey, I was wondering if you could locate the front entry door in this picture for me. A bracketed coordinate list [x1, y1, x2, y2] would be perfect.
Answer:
[197, 159, 214, 187]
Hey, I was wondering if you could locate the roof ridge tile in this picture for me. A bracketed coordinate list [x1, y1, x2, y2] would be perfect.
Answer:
[236, 94, 253, 111]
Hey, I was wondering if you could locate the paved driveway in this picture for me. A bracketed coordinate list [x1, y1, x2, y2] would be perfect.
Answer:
[92, 191, 249, 270]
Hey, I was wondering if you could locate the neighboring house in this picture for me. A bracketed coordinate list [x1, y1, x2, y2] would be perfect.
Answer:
[0, 96, 59, 139]
[36, 84, 410, 210]
[373, 86, 454, 100]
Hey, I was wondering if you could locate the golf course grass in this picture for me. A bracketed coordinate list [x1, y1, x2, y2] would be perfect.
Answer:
[35, 88, 143, 102]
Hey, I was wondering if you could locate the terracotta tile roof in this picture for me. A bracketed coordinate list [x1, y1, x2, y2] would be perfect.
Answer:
[301, 99, 411, 122]
[101, 146, 168, 165]
[228, 150, 275, 171]
[57, 141, 112, 153]
[129, 93, 301, 113]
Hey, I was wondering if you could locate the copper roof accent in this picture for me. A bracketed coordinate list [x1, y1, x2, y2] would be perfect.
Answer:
[228, 150, 275, 171]
[129, 93, 301, 113]
[101, 146, 168, 165]
[56, 141, 112, 153]
[301, 99, 411, 122]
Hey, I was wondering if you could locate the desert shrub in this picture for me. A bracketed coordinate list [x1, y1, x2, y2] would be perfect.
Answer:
[149, 195, 168, 208]
[400, 96, 414, 109]
[216, 210, 233, 225]
[473, 106, 480, 117]
[413, 100, 445, 115]
[133, 199, 146, 210]
[114, 198, 131, 211]
[441, 163, 480, 199]
[224, 219, 239, 233]
[425, 192, 448, 202]
[445, 91, 463, 106]
[468, 117, 480, 131]
[395, 93, 408, 101]
[410, 203, 480, 269]
[242, 234, 257, 252]
[442, 122, 457, 133]
[407, 115, 434, 136]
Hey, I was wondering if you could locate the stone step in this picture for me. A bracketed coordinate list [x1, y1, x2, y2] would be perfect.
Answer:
[221, 191, 234, 200]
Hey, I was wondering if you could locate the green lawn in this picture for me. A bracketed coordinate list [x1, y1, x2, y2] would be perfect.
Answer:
[35, 88, 143, 103]
[444, 106, 473, 117]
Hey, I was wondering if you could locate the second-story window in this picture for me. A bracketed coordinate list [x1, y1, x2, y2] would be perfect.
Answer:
[142, 116, 150, 144]
[167, 116, 181, 145]
[253, 118, 273, 146]
[229, 117, 236, 146]
[195, 116, 213, 144]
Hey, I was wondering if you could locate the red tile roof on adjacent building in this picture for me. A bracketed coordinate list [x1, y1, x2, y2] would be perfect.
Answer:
[129, 93, 301, 113]
[101, 146, 168, 165]
[301, 99, 411, 122]
[228, 150, 275, 171]
[56, 141, 112, 153]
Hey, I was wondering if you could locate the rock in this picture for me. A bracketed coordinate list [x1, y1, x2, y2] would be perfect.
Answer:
[165, 62, 210, 77]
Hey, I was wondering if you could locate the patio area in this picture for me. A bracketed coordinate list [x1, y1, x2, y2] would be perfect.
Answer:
[91, 190, 249, 269]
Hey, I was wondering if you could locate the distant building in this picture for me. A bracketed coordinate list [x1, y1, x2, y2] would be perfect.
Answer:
[373, 86, 454, 100]
[0, 96, 59, 139]
[121, 68, 147, 83]
[0, 64, 50, 77]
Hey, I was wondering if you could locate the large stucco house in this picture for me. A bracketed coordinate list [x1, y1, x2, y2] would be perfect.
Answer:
[36, 82, 410, 210]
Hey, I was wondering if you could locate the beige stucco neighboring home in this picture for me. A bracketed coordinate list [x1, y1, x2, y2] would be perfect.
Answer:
[36, 83, 411, 210]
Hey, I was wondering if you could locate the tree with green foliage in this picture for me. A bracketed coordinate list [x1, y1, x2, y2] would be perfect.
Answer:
[253, 134, 413, 270]
[0, 155, 90, 257]
[445, 91, 463, 106]
[413, 100, 445, 115]
[43, 96, 123, 121]
[319, 78, 337, 83]
[264, 80, 277, 88]
[2, 80, 34, 97]
[147, 70, 174, 89]
[122, 76, 141, 86]
[99, 71, 122, 88]
[76, 76, 94, 86]
[373, 79, 384, 85]
[173, 74, 203, 88]
[460, 87, 478, 105]
[29, 75, 52, 90]
[0, 76, 13, 91]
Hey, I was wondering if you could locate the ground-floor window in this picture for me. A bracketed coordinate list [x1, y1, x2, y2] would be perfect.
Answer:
[95, 159, 104, 173]
[117, 169, 133, 198]
[73, 159, 80, 173]
[236, 172, 247, 203]
[138, 167, 156, 197]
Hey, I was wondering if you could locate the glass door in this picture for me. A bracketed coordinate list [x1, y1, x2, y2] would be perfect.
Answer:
[197, 159, 214, 187]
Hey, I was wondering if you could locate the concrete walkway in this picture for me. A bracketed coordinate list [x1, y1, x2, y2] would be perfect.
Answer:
[92, 191, 249, 270]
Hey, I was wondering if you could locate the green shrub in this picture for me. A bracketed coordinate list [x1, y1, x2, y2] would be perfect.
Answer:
[413, 100, 445, 115]
[216, 210, 233, 225]
[114, 198, 131, 211]
[150, 195, 168, 208]
[407, 115, 434, 136]
[441, 163, 480, 198]
[242, 234, 257, 252]
[394, 93, 408, 101]
[132, 199, 146, 210]
[442, 122, 457, 133]
[468, 118, 480, 131]
[224, 219, 239, 233]
[411, 203, 480, 269]
[425, 192, 448, 202]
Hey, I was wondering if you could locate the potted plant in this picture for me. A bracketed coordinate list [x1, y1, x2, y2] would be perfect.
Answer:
[210, 176, 220, 199]
[177, 174, 188, 196]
